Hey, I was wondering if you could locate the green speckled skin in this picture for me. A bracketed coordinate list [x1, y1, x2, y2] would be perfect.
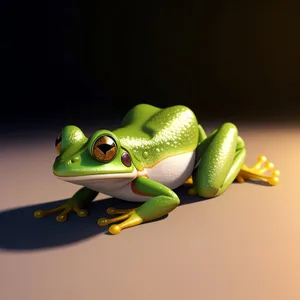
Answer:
[113, 104, 199, 168]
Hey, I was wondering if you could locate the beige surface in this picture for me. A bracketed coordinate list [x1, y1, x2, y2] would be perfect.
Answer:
[0, 124, 300, 300]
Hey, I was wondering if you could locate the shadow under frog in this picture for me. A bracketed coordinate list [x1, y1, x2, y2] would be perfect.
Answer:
[0, 187, 204, 252]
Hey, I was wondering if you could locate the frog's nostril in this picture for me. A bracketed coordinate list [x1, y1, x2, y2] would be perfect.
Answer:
[70, 157, 80, 163]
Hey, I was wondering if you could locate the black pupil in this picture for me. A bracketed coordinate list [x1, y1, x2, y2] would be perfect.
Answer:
[55, 136, 61, 147]
[97, 143, 114, 154]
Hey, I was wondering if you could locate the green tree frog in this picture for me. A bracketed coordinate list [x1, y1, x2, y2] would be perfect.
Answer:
[34, 104, 280, 235]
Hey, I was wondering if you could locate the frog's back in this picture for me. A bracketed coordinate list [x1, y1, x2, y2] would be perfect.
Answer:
[113, 104, 199, 168]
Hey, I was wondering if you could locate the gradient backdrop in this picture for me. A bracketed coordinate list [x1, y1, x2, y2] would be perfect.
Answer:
[2, 0, 300, 130]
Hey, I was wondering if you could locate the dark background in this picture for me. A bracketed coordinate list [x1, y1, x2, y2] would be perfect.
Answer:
[2, 0, 300, 132]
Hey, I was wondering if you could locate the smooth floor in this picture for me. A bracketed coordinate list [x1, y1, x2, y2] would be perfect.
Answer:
[0, 123, 299, 300]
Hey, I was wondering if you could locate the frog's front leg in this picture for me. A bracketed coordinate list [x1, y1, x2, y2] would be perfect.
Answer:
[34, 187, 98, 222]
[97, 177, 180, 235]
[190, 122, 246, 198]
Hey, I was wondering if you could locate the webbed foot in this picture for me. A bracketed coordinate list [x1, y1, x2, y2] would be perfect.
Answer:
[236, 155, 280, 186]
[34, 201, 88, 222]
[97, 207, 139, 235]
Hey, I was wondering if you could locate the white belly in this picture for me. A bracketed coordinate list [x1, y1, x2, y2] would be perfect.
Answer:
[145, 151, 195, 190]
[57, 151, 195, 202]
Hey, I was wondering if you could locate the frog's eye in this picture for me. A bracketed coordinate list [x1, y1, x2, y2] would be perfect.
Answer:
[55, 133, 62, 154]
[92, 135, 117, 162]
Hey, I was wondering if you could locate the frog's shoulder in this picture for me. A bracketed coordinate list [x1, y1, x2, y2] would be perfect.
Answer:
[120, 103, 195, 132]
[120, 103, 162, 128]
[113, 104, 199, 168]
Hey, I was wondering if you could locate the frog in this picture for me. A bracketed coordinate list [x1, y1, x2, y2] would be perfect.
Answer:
[34, 104, 280, 235]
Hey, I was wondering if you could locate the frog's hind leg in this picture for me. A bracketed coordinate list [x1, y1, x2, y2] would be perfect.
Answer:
[190, 122, 246, 198]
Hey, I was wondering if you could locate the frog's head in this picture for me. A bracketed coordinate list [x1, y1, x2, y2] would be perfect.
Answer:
[53, 126, 137, 187]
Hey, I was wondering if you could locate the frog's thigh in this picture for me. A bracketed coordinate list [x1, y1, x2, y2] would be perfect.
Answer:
[194, 123, 246, 198]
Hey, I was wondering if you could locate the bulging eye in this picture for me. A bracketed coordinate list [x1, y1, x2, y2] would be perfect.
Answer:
[55, 133, 62, 154]
[93, 135, 117, 162]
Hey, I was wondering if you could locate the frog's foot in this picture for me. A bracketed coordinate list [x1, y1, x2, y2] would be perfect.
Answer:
[187, 187, 197, 196]
[236, 155, 280, 186]
[97, 208, 142, 235]
[182, 177, 198, 195]
[34, 202, 88, 222]
[184, 176, 193, 185]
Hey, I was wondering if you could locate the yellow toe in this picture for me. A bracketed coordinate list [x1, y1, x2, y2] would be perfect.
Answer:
[76, 209, 88, 217]
[97, 218, 109, 226]
[34, 210, 44, 218]
[56, 214, 67, 222]
[109, 225, 121, 235]
[268, 176, 279, 186]
[188, 187, 197, 196]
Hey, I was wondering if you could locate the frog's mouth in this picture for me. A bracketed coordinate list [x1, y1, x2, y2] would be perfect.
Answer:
[54, 169, 138, 193]
[55, 171, 137, 182]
